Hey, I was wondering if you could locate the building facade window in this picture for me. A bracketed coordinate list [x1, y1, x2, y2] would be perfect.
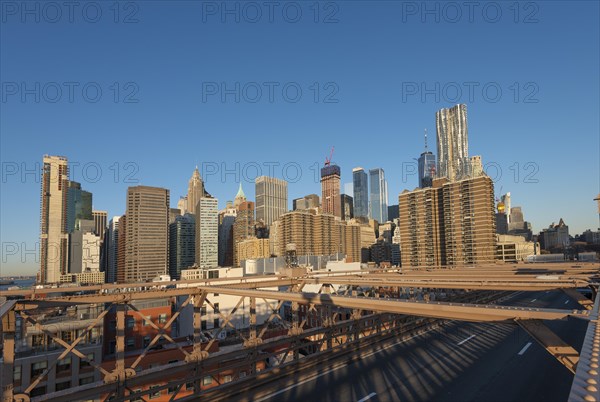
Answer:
[32, 334, 45, 348]
[149, 385, 161, 399]
[61, 331, 73, 343]
[202, 376, 213, 386]
[31, 361, 47, 378]
[57, 357, 71, 372]
[13, 366, 21, 382]
[31, 386, 47, 397]
[79, 376, 94, 385]
[80, 353, 95, 369]
[56, 381, 71, 391]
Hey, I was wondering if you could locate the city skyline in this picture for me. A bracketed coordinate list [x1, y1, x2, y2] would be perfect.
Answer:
[2, 2, 599, 277]
[2, 3, 599, 402]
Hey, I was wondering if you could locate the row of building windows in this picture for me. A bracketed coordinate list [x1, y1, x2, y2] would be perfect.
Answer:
[21, 376, 95, 396]
[130, 375, 230, 400]
[31, 328, 100, 348]
[22, 353, 96, 382]
[108, 314, 169, 331]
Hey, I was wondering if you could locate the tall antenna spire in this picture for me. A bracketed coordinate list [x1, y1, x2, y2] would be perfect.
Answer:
[424, 128, 428, 151]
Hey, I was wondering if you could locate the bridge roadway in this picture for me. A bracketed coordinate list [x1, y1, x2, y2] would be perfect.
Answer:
[234, 290, 587, 402]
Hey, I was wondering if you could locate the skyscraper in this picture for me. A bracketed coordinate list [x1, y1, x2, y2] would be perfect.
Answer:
[169, 213, 195, 279]
[68, 219, 99, 274]
[417, 129, 436, 188]
[496, 212, 509, 235]
[233, 200, 255, 266]
[92, 210, 107, 239]
[470, 155, 483, 178]
[106, 216, 120, 283]
[276, 210, 341, 256]
[186, 166, 207, 214]
[123, 186, 170, 282]
[293, 194, 320, 211]
[321, 164, 341, 218]
[66, 181, 92, 233]
[177, 196, 188, 214]
[539, 219, 570, 250]
[255, 176, 288, 226]
[442, 176, 497, 265]
[39, 155, 70, 284]
[501, 192, 512, 223]
[352, 167, 368, 218]
[218, 207, 236, 267]
[92, 210, 108, 275]
[116, 214, 127, 284]
[195, 196, 219, 268]
[399, 175, 497, 267]
[369, 168, 388, 223]
[509, 206, 524, 224]
[234, 183, 246, 209]
[340, 194, 354, 221]
[508, 206, 533, 241]
[436, 104, 469, 181]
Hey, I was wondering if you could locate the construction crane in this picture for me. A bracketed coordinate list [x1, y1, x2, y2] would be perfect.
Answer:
[495, 185, 505, 213]
[324, 146, 335, 167]
[495, 185, 504, 204]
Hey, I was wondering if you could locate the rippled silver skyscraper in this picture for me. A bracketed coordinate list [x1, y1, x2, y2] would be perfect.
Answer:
[436, 104, 469, 181]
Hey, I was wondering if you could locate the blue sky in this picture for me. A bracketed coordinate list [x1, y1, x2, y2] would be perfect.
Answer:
[1, 1, 599, 276]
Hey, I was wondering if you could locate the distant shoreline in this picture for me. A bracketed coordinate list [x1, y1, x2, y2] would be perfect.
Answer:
[0, 276, 36, 280]
[0, 278, 36, 290]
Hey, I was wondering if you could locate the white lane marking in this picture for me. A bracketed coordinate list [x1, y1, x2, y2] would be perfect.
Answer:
[564, 300, 569, 304]
[358, 392, 377, 402]
[531, 299, 537, 302]
[254, 327, 440, 402]
[256, 291, 527, 401]
[457, 334, 476, 346]
[518, 342, 532, 355]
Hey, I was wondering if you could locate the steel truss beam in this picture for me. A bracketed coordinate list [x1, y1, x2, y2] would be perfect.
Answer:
[38, 313, 416, 402]
[562, 288, 595, 310]
[303, 277, 588, 291]
[1, 260, 598, 401]
[194, 286, 590, 323]
[516, 319, 580, 374]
